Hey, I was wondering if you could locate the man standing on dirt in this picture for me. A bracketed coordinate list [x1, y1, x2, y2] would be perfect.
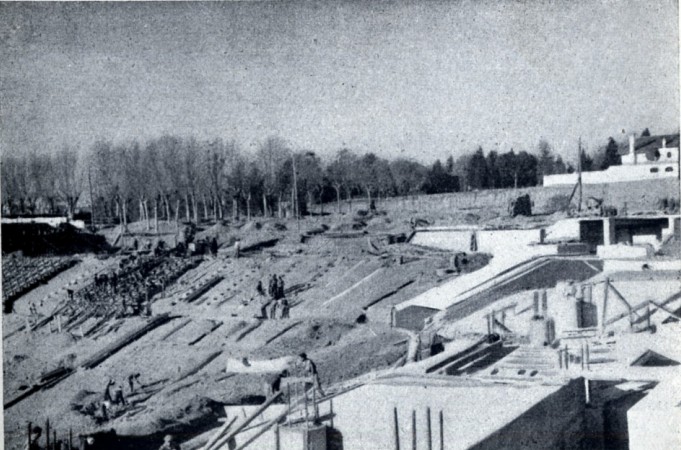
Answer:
[268, 274, 278, 300]
[277, 275, 285, 299]
[234, 239, 241, 258]
[298, 353, 324, 396]
[210, 237, 218, 256]
[103, 379, 115, 402]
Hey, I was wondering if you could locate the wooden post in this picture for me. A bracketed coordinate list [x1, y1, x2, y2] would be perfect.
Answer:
[412, 410, 417, 450]
[54, 430, 57, 450]
[330, 398, 334, 428]
[69, 428, 73, 450]
[287, 383, 292, 426]
[564, 345, 569, 370]
[601, 278, 609, 334]
[57, 314, 62, 333]
[647, 302, 651, 330]
[586, 343, 590, 371]
[584, 378, 590, 405]
[312, 382, 318, 421]
[275, 423, 280, 450]
[303, 385, 309, 426]
[394, 408, 400, 450]
[46, 419, 50, 450]
[439, 410, 444, 450]
[580, 344, 585, 371]
[558, 349, 563, 369]
[427, 407, 432, 450]
[28, 422, 32, 450]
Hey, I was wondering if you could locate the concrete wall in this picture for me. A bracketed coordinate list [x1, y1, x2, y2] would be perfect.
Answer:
[470, 378, 587, 450]
[543, 164, 679, 186]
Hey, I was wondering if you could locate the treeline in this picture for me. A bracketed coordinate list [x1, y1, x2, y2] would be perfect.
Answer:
[1, 133, 630, 226]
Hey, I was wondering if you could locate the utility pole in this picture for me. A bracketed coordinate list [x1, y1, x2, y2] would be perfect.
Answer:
[88, 164, 97, 230]
[577, 137, 583, 212]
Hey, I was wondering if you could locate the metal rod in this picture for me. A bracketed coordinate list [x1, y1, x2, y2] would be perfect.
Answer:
[439, 410, 444, 450]
[394, 408, 400, 450]
[412, 410, 417, 450]
[427, 407, 432, 450]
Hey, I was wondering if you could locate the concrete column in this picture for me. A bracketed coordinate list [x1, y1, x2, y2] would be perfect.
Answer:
[603, 218, 616, 245]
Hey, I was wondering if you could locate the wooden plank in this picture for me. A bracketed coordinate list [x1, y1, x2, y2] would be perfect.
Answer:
[234, 321, 263, 342]
[263, 321, 303, 346]
[185, 276, 224, 303]
[161, 318, 192, 340]
[189, 322, 224, 346]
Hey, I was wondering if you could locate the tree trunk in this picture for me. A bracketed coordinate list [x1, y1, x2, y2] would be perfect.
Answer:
[247, 192, 252, 221]
[277, 193, 283, 218]
[191, 192, 198, 224]
[184, 193, 190, 222]
[319, 190, 324, 215]
[232, 197, 239, 221]
[263, 192, 268, 217]
[175, 198, 180, 225]
[365, 187, 371, 208]
[154, 198, 159, 234]
[202, 194, 208, 221]
[122, 199, 128, 232]
[218, 195, 223, 220]
[163, 195, 171, 222]
[144, 199, 150, 230]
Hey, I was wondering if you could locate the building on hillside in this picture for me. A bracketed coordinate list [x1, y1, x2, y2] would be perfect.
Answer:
[543, 134, 680, 186]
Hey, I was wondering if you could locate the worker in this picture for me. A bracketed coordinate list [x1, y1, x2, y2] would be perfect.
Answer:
[113, 383, 127, 405]
[103, 379, 115, 402]
[25, 425, 42, 450]
[269, 298, 279, 320]
[268, 274, 278, 300]
[128, 373, 142, 394]
[267, 369, 288, 396]
[279, 298, 290, 319]
[158, 434, 181, 450]
[256, 280, 265, 297]
[277, 275, 285, 299]
[234, 240, 241, 258]
[82, 436, 97, 450]
[210, 237, 219, 256]
[298, 353, 324, 396]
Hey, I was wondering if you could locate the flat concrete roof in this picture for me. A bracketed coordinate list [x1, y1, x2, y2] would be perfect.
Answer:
[330, 376, 563, 450]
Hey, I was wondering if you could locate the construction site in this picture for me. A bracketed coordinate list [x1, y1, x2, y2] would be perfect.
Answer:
[3, 163, 680, 449]
[2, 2, 680, 449]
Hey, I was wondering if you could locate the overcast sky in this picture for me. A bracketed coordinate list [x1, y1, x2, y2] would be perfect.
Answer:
[1, 0, 678, 163]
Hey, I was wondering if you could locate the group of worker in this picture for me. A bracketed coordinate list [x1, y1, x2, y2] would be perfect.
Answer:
[100, 373, 143, 420]
[256, 274, 289, 319]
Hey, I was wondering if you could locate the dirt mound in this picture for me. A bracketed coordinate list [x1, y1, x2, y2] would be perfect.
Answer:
[260, 319, 355, 358]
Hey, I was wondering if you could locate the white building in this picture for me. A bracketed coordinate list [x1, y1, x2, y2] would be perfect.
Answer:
[543, 134, 680, 186]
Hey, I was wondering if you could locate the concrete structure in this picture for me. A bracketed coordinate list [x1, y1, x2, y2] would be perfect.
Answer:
[543, 134, 680, 186]
[628, 378, 681, 450]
